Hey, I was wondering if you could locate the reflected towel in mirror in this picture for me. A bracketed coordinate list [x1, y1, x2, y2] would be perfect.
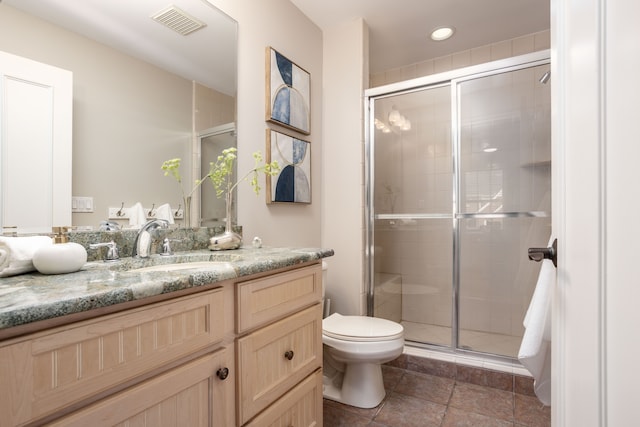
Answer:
[128, 202, 146, 229]
[155, 203, 174, 224]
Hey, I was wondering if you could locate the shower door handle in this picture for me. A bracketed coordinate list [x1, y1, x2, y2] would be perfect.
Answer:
[528, 238, 557, 268]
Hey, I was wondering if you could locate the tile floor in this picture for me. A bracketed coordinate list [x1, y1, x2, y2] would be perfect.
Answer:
[323, 354, 550, 427]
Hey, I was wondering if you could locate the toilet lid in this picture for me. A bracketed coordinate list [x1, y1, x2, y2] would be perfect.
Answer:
[323, 313, 404, 342]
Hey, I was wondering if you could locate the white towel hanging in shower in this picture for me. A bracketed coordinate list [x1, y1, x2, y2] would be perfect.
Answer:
[518, 236, 555, 406]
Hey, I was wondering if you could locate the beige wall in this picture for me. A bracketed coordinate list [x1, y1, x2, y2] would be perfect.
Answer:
[210, 0, 324, 248]
[0, 4, 234, 228]
[321, 19, 369, 316]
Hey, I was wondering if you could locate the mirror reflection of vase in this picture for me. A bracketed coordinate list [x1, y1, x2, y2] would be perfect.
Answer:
[183, 196, 192, 229]
[199, 124, 237, 228]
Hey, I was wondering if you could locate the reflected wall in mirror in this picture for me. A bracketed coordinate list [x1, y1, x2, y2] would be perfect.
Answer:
[0, 0, 237, 231]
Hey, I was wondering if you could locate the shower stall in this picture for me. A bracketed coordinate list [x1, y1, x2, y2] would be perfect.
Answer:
[365, 51, 551, 360]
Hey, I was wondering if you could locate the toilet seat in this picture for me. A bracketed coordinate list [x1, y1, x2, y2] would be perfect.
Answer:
[323, 313, 404, 342]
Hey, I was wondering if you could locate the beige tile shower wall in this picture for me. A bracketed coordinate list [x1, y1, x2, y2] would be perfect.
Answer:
[369, 30, 550, 88]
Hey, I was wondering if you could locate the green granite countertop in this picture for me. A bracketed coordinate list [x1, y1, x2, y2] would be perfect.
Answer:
[0, 246, 334, 331]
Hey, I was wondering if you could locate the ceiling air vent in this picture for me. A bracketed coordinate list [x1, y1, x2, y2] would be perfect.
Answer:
[151, 5, 207, 36]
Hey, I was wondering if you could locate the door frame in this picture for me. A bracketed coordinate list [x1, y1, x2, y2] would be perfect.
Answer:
[551, 0, 640, 425]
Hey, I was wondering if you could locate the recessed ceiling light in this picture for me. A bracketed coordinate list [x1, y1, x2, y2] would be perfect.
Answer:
[430, 26, 455, 41]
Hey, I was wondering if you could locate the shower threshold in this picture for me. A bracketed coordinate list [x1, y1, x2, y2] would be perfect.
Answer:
[401, 321, 522, 359]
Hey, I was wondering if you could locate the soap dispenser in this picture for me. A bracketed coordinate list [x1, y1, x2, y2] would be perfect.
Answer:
[33, 227, 88, 274]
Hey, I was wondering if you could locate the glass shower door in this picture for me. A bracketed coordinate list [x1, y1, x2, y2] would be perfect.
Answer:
[368, 57, 551, 360]
[371, 84, 454, 348]
[455, 65, 551, 357]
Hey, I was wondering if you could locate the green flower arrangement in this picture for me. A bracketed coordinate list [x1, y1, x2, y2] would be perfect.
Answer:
[162, 147, 279, 230]
[207, 147, 280, 198]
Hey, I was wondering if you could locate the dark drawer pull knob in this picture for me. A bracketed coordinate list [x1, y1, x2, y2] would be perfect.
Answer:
[284, 350, 295, 360]
[216, 367, 229, 380]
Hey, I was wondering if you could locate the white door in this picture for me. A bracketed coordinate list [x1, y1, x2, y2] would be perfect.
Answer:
[0, 51, 72, 234]
[552, 0, 640, 425]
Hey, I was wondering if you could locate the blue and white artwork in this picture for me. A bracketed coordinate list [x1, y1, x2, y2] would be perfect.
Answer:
[267, 47, 310, 134]
[268, 130, 311, 203]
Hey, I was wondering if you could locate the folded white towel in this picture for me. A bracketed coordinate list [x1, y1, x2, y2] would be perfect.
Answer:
[155, 203, 174, 224]
[129, 202, 146, 229]
[0, 235, 53, 277]
[518, 236, 555, 406]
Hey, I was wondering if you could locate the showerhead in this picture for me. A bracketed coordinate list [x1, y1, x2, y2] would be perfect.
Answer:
[539, 71, 551, 84]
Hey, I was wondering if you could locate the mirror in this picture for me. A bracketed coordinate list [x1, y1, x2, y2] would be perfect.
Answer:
[0, 0, 237, 230]
[199, 123, 237, 228]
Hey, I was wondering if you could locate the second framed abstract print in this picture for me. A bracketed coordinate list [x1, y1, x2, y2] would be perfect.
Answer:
[266, 129, 311, 204]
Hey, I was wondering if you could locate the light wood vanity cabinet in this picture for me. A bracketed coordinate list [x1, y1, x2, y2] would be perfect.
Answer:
[236, 263, 323, 426]
[0, 261, 324, 427]
[0, 287, 233, 427]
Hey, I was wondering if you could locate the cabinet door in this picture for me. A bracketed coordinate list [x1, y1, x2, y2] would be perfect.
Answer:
[244, 369, 323, 427]
[49, 346, 234, 427]
[0, 288, 225, 426]
[237, 304, 322, 424]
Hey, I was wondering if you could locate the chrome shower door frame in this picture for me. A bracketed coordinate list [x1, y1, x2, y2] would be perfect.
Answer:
[365, 50, 550, 361]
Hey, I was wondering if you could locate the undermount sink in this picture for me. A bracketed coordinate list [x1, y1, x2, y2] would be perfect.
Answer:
[130, 261, 234, 273]
[84, 250, 246, 273]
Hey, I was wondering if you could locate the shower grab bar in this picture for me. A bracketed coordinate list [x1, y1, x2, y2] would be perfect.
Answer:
[375, 211, 549, 220]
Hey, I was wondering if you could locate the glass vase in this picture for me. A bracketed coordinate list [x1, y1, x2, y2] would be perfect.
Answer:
[208, 191, 242, 250]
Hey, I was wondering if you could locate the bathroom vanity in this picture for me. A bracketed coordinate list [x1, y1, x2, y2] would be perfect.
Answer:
[0, 246, 332, 426]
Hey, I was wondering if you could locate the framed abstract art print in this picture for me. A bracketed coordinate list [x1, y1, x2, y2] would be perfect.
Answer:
[266, 47, 311, 135]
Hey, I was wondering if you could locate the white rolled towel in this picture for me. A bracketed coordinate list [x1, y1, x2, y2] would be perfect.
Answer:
[155, 203, 174, 224]
[129, 202, 146, 229]
[0, 235, 53, 277]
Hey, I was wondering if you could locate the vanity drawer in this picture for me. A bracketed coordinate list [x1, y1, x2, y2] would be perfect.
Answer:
[0, 288, 225, 426]
[244, 369, 323, 427]
[236, 263, 321, 333]
[237, 303, 322, 425]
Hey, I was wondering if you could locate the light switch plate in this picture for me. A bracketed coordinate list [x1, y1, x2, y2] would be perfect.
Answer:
[72, 196, 94, 213]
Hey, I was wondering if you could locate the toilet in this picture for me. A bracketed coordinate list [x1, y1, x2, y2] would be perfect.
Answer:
[321, 262, 404, 409]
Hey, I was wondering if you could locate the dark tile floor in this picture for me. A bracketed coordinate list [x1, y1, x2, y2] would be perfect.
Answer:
[323, 355, 551, 427]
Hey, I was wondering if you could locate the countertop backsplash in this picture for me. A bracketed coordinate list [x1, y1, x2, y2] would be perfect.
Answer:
[70, 226, 242, 261]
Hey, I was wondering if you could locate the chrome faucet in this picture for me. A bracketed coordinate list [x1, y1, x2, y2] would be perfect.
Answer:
[89, 240, 120, 262]
[132, 219, 169, 258]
